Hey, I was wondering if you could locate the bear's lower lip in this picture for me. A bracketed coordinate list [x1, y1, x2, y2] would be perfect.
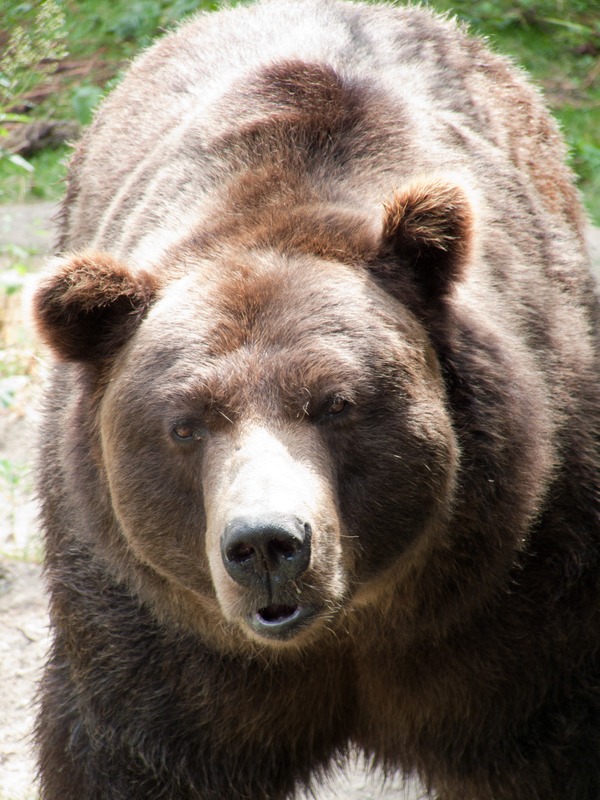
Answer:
[248, 604, 315, 640]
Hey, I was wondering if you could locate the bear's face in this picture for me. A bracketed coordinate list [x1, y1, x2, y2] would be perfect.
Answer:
[99, 253, 457, 644]
[34, 178, 471, 648]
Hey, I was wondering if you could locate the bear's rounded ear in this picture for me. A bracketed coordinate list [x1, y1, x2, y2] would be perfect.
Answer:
[375, 177, 474, 303]
[33, 250, 159, 363]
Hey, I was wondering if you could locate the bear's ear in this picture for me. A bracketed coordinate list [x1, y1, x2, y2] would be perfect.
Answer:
[375, 177, 474, 302]
[33, 250, 159, 363]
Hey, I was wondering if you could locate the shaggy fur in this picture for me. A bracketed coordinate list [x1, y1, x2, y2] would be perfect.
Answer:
[34, 1, 600, 798]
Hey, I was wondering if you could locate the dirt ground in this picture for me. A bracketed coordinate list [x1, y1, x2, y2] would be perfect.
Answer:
[0, 203, 599, 800]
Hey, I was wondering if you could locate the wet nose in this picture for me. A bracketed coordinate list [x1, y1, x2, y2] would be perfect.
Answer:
[221, 514, 311, 590]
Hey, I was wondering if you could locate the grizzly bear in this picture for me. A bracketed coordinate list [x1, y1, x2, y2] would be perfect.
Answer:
[33, 1, 600, 798]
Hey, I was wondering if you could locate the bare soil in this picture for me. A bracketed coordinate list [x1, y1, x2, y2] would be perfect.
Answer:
[1, 203, 599, 800]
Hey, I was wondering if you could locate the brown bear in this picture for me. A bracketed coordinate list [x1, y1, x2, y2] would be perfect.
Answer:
[33, 1, 600, 798]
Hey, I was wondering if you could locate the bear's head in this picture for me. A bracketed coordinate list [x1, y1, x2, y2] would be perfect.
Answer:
[34, 177, 472, 649]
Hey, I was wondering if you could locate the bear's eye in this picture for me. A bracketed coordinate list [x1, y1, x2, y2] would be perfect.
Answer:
[323, 395, 349, 417]
[172, 421, 201, 442]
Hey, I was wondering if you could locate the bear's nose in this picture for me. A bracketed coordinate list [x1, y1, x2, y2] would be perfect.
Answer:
[221, 514, 311, 591]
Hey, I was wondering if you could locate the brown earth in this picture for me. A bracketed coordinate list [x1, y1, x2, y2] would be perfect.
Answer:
[1, 202, 598, 800]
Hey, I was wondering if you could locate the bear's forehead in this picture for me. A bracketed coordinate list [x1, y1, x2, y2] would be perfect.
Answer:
[153, 250, 404, 354]
[125, 250, 430, 413]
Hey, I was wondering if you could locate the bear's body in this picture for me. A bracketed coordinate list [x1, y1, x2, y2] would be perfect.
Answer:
[34, 1, 600, 798]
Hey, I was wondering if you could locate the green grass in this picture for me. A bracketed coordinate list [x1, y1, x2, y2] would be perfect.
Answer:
[0, 144, 69, 203]
[1, 0, 599, 222]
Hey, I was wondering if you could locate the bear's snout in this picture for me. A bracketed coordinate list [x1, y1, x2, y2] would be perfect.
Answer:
[203, 423, 345, 643]
[221, 514, 311, 590]
[221, 515, 314, 639]
[221, 515, 317, 640]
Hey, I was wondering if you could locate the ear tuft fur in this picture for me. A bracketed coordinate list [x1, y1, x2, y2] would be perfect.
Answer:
[33, 250, 159, 363]
[379, 177, 474, 301]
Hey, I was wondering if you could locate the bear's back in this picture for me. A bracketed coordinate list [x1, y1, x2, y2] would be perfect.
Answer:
[59, 0, 584, 268]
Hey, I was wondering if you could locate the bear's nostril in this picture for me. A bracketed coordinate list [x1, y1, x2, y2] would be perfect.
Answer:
[268, 536, 297, 561]
[228, 542, 255, 564]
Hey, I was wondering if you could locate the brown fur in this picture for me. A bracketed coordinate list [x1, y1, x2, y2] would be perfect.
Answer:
[34, 1, 600, 799]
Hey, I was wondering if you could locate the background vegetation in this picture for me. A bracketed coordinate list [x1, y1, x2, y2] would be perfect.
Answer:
[0, 0, 598, 222]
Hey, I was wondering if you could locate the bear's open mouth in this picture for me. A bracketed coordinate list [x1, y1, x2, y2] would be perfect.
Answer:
[258, 604, 299, 623]
[248, 604, 316, 641]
